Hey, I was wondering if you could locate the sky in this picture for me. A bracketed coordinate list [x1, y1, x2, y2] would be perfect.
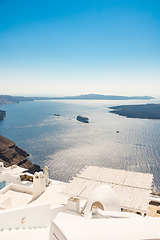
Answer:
[0, 0, 160, 97]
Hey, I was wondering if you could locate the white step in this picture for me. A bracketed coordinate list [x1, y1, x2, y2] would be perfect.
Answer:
[0, 227, 50, 240]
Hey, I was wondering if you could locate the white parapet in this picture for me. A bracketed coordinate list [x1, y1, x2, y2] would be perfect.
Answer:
[0, 172, 21, 185]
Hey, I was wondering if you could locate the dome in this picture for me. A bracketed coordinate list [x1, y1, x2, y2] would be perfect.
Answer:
[84, 185, 121, 218]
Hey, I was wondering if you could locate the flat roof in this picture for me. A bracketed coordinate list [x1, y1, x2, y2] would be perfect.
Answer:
[53, 212, 160, 240]
[29, 181, 68, 208]
[62, 166, 153, 213]
[0, 190, 32, 209]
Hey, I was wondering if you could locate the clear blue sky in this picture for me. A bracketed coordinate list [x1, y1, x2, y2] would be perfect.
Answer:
[0, 0, 160, 97]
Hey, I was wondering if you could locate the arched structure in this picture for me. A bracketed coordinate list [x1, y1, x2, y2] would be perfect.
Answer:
[84, 185, 121, 218]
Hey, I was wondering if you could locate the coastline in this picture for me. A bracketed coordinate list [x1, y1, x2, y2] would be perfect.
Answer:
[0, 135, 42, 173]
[109, 103, 160, 120]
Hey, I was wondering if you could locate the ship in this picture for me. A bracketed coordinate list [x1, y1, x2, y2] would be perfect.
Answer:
[76, 114, 89, 123]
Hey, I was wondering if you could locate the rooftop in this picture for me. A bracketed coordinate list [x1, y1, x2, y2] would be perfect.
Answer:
[62, 166, 153, 213]
[0, 163, 160, 240]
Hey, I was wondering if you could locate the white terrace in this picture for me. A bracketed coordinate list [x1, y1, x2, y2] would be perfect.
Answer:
[0, 162, 160, 240]
[62, 166, 153, 214]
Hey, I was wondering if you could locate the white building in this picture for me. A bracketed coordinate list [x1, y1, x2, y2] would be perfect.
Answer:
[0, 163, 160, 240]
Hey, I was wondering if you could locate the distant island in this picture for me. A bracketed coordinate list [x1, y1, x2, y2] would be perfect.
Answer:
[0, 95, 155, 121]
[0, 94, 154, 106]
[33, 94, 154, 101]
[0, 94, 154, 109]
[109, 104, 160, 119]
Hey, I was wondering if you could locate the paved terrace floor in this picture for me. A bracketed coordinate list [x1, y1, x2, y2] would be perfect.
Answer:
[0, 180, 68, 210]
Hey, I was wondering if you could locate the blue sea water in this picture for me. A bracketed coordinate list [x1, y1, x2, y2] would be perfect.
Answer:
[0, 181, 6, 190]
[0, 99, 160, 190]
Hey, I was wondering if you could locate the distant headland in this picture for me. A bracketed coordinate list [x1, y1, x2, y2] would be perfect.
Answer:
[109, 104, 160, 120]
[32, 94, 154, 101]
[0, 94, 154, 106]
[0, 95, 33, 105]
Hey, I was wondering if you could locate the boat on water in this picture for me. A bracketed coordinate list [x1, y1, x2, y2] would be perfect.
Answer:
[0, 163, 160, 239]
[76, 114, 89, 123]
[54, 113, 60, 116]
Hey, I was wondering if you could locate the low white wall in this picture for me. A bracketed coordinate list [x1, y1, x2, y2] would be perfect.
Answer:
[0, 183, 12, 194]
[11, 183, 33, 195]
[0, 172, 21, 185]
[0, 183, 33, 195]
[0, 203, 51, 230]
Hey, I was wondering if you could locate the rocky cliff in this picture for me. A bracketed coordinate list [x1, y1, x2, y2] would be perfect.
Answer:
[0, 95, 34, 105]
[0, 95, 20, 105]
[0, 135, 42, 173]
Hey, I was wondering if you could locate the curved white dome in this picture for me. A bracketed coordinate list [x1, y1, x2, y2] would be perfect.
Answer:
[84, 185, 121, 218]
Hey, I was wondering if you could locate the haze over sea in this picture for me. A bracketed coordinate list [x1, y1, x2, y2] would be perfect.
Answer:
[0, 99, 160, 190]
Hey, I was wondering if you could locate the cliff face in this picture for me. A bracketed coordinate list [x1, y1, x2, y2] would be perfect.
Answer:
[0, 95, 34, 105]
[0, 95, 19, 105]
[0, 135, 42, 173]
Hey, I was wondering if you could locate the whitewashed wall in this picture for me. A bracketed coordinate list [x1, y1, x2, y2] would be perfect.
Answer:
[0, 203, 51, 230]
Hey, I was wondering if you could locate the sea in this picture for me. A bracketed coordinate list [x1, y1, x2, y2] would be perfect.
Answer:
[0, 99, 160, 191]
